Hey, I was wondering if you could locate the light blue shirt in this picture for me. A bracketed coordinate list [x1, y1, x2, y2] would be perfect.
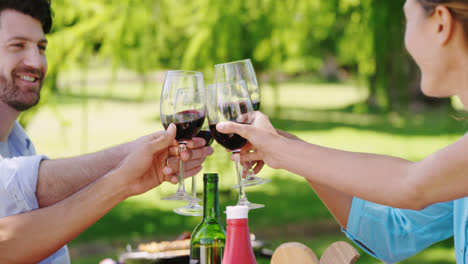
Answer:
[343, 196, 466, 263]
[0, 121, 70, 264]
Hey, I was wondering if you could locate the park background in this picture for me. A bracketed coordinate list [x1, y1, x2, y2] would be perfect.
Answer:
[23, 0, 467, 263]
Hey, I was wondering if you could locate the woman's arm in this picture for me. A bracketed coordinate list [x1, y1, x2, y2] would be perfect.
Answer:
[217, 112, 468, 210]
[275, 129, 353, 227]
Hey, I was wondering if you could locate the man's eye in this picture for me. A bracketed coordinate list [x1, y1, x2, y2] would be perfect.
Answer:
[12, 43, 25, 48]
[39, 45, 47, 51]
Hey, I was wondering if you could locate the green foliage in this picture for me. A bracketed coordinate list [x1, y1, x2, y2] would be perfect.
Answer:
[45, 0, 372, 77]
[24, 0, 441, 127]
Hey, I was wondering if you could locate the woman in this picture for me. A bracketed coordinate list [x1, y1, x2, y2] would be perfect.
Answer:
[217, 0, 468, 263]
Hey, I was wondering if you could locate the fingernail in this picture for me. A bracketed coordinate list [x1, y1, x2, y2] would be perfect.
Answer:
[207, 147, 214, 155]
[163, 167, 173, 175]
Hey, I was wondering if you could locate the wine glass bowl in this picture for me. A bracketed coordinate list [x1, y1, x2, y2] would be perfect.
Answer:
[214, 59, 260, 109]
[162, 109, 205, 144]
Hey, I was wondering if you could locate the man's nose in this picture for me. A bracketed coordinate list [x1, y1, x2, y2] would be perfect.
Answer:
[23, 46, 46, 70]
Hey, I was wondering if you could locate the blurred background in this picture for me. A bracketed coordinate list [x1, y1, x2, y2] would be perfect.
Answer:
[23, 0, 465, 263]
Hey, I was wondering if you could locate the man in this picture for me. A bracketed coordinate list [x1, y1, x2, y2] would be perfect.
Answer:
[0, 1, 212, 263]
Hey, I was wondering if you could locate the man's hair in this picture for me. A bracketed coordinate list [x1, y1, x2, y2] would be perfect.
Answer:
[0, 0, 53, 33]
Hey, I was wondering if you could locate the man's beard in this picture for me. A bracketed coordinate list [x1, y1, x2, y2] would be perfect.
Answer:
[0, 70, 42, 112]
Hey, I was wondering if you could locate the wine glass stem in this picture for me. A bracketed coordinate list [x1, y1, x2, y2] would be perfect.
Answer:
[177, 143, 187, 193]
[234, 153, 247, 202]
[246, 161, 255, 180]
[191, 171, 197, 199]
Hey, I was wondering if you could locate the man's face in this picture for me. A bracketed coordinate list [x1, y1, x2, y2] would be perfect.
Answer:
[0, 9, 48, 112]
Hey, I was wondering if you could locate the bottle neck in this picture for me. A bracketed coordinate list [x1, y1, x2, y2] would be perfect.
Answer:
[203, 178, 219, 220]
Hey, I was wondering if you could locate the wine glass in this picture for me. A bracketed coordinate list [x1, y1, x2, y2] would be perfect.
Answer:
[207, 80, 264, 210]
[160, 70, 205, 201]
[214, 59, 270, 187]
[173, 119, 213, 216]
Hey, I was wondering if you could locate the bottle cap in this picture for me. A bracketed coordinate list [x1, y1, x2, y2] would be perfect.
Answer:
[225, 205, 249, 219]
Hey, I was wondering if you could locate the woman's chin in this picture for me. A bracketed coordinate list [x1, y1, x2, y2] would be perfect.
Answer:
[420, 80, 451, 98]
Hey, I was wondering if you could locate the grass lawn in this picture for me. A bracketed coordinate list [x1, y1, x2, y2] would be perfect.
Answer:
[26, 71, 465, 263]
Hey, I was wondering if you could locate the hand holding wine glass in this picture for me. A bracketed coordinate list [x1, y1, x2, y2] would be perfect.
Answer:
[207, 80, 264, 209]
[160, 70, 206, 201]
[214, 59, 270, 187]
[215, 111, 283, 170]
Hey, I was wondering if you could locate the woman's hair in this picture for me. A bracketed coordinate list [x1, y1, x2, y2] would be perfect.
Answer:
[0, 0, 53, 34]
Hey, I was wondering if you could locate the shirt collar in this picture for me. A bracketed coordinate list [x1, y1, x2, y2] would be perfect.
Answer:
[7, 121, 33, 156]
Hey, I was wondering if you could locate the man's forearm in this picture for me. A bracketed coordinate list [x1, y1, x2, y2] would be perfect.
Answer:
[0, 170, 128, 263]
[36, 141, 132, 207]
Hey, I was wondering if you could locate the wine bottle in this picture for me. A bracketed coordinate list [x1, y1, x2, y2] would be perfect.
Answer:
[222, 205, 257, 264]
[190, 173, 226, 264]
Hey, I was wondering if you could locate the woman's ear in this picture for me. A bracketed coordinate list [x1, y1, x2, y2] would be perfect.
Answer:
[433, 5, 455, 45]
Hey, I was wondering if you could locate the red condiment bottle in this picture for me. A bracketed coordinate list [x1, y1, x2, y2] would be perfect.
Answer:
[222, 206, 257, 264]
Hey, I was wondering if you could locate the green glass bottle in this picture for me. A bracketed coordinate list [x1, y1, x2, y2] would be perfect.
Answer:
[190, 173, 226, 264]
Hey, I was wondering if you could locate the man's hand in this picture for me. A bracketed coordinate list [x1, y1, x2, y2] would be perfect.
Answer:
[163, 137, 214, 183]
[112, 124, 178, 197]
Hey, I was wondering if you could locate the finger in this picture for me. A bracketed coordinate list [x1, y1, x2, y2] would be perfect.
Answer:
[240, 143, 255, 154]
[253, 160, 265, 174]
[147, 126, 176, 154]
[180, 158, 206, 173]
[183, 166, 203, 178]
[155, 153, 169, 185]
[169, 143, 213, 160]
[239, 151, 263, 163]
[167, 166, 203, 184]
[168, 146, 179, 156]
[163, 158, 206, 177]
[163, 165, 173, 176]
[216, 121, 252, 139]
[180, 146, 213, 161]
[186, 137, 206, 149]
[167, 156, 179, 165]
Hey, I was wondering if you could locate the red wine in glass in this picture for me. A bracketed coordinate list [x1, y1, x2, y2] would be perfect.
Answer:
[209, 124, 248, 151]
[162, 110, 205, 142]
[196, 130, 214, 146]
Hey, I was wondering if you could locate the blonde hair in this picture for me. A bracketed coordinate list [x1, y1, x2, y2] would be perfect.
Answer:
[417, 0, 468, 37]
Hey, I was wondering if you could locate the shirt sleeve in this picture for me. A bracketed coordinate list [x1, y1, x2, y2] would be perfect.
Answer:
[343, 197, 454, 263]
[0, 155, 48, 217]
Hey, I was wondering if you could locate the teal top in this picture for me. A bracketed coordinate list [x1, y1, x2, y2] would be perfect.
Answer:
[344, 196, 460, 263]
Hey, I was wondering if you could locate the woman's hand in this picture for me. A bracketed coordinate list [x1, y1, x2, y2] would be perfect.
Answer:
[216, 111, 284, 169]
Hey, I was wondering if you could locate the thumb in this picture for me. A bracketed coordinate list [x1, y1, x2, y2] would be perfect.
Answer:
[166, 123, 177, 139]
[216, 121, 251, 139]
[148, 124, 177, 154]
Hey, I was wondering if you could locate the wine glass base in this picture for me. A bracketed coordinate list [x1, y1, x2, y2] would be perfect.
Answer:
[173, 203, 203, 216]
[233, 176, 271, 188]
[237, 199, 264, 210]
[161, 192, 199, 201]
